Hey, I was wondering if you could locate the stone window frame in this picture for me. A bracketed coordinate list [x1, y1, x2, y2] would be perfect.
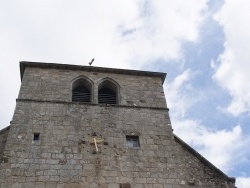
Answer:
[96, 77, 121, 105]
[119, 183, 131, 188]
[32, 133, 41, 145]
[71, 76, 120, 105]
[71, 76, 94, 103]
[126, 135, 140, 148]
[33, 133, 40, 141]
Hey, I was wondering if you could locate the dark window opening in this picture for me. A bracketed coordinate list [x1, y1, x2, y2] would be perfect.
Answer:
[126, 136, 140, 148]
[72, 86, 91, 103]
[33, 133, 40, 141]
[120, 183, 131, 188]
[98, 87, 116, 104]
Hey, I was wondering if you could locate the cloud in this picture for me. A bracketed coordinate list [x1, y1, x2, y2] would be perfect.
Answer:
[172, 116, 250, 173]
[213, 0, 250, 116]
[0, 0, 209, 129]
[166, 70, 250, 173]
[165, 69, 196, 118]
[236, 177, 250, 188]
[0, 0, 209, 68]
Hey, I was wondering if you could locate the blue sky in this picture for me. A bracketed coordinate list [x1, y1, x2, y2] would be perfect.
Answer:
[0, 0, 250, 187]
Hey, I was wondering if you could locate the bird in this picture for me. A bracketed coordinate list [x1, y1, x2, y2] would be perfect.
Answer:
[89, 58, 94, 66]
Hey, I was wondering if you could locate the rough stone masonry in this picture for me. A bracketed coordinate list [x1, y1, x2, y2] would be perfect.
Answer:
[0, 61, 235, 188]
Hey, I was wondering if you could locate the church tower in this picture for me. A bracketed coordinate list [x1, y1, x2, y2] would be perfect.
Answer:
[0, 61, 235, 187]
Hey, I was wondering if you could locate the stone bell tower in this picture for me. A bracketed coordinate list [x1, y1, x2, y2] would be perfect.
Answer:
[0, 61, 235, 188]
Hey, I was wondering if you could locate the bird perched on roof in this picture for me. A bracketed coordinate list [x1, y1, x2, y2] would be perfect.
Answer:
[89, 58, 94, 66]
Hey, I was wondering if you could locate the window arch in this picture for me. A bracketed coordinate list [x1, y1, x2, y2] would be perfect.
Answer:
[98, 78, 119, 104]
[72, 77, 93, 103]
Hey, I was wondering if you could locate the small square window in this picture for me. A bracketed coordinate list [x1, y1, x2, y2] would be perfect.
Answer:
[120, 183, 131, 188]
[33, 133, 40, 141]
[126, 136, 140, 148]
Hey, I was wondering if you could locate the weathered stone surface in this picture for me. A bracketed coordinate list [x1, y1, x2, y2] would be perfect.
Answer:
[0, 126, 10, 161]
[0, 62, 235, 188]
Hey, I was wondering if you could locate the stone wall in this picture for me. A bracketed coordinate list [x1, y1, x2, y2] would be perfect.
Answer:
[0, 126, 10, 161]
[0, 101, 234, 187]
[174, 136, 235, 187]
[18, 67, 166, 108]
[0, 64, 235, 187]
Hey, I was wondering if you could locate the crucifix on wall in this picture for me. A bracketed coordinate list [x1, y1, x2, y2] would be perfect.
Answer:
[90, 137, 104, 152]
[88, 132, 108, 153]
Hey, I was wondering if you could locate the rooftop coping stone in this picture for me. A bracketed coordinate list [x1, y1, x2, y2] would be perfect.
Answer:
[20, 61, 166, 83]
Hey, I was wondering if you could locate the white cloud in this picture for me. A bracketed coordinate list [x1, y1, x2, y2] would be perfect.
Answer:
[0, 0, 209, 129]
[166, 70, 250, 173]
[165, 69, 196, 118]
[236, 177, 250, 188]
[213, 0, 250, 116]
[0, 0, 208, 69]
[173, 117, 250, 173]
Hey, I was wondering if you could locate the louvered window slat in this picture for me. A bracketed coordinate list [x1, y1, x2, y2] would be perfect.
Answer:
[98, 88, 117, 104]
[72, 86, 91, 103]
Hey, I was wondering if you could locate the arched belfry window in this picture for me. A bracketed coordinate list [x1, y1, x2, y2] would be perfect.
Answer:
[72, 77, 92, 103]
[98, 79, 118, 104]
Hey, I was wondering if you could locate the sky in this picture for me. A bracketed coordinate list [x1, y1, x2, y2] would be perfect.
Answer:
[0, 0, 250, 187]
